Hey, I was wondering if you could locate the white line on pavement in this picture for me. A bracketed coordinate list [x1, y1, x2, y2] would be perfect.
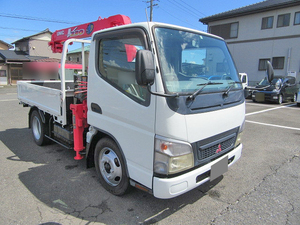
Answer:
[0, 99, 18, 102]
[246, 103, 296, 116]
[246, 120, 300, 131]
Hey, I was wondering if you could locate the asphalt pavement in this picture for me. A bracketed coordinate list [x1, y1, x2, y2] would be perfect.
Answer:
[0, 86, 299, 225]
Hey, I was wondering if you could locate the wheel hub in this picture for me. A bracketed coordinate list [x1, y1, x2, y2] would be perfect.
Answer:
[99, 148, 122, 186]
[32, 116, 41, 140]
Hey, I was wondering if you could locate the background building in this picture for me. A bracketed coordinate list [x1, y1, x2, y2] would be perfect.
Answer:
[67, 45, 90, 73]
[0, 40, 14, 85]
[200, 0, 300, 85]
[0, 29, 62, 84]
[0, 40, 13, 50]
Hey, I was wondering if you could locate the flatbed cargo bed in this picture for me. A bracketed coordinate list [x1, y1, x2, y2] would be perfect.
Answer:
[17, 80, 75, 124]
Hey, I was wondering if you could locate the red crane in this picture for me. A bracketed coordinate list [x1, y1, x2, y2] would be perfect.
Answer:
[48, 14, 131, 53]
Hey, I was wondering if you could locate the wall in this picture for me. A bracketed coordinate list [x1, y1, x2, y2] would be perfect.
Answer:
[0, 42, 10, 50]
[0, 64, 8, 85]
[28, 33, 61, 59]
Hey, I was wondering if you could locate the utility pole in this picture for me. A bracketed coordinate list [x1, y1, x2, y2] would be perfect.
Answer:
[148, 0, 158, 21]
[150, 0, 153, 22]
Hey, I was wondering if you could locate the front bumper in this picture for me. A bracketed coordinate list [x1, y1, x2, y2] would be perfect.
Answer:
[252, 91, 279, 102]
[153, 143, 242, 199]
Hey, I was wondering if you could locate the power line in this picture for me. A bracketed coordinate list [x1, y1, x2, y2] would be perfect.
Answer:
[0, 13, 83, 24]
[0, 26, 40, 32]
[158, 6, 199, 29]
[0, 34, 24, 38]
[166, 0, 200, 19]
[179, 0, 207, 17]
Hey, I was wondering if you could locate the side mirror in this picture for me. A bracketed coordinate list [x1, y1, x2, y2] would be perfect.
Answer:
[135, 50, 155, 86]
[266, 61, 274, 83]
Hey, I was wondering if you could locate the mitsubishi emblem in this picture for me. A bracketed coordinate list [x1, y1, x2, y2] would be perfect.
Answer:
[216, 144, 222, 153]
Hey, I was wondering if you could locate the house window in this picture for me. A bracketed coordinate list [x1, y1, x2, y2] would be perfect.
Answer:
[277, 13, 290, 27]
[230, 22, 238, 38]
[210, 22, 239, 39]
[258, 59, 270, 71]
[261, 16, 274, 29]
[294, 11, 300, 25]
[272, 57, 285, 69]
[0, 70, 7, 77]
[77, 57, 80, 62]
[68, 56, 72, 61]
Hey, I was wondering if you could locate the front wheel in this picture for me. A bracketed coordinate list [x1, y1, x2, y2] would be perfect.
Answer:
[94, 137, 131, 196]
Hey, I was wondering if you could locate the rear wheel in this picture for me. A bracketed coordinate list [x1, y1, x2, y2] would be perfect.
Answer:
[94, 137, 131, 195]
[30, 110, 48, 146]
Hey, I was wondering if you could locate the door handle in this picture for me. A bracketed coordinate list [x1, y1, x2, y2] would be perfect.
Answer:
[91, 103, 102, 114]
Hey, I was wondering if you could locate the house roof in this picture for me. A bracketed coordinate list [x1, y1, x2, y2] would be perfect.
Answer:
[0, 50, 30, 62]
[0, 40, 13, 49]
[11, 28, 52, 44]
[67, 45, 90, 54]
[0, 50, 48, 63]
[200, 0, 300, 24]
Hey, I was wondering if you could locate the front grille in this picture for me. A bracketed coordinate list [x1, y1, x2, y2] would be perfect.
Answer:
[198, 136, 235, 160]
[192, 127, 238, 166]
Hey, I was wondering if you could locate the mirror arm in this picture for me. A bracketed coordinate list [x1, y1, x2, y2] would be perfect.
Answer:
[147, 84, 179, 98]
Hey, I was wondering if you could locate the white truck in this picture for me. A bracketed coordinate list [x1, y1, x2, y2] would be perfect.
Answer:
[18, 15, 245, 199]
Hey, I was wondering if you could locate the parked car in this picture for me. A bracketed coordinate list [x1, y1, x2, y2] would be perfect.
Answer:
[245, 77, 268, 99]
[252, 76, 298, 104]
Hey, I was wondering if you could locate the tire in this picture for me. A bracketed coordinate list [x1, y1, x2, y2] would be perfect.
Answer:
[277, 94, 283, 104]
[292, 93, 297, 102]
[30, 110, 48, 146]
[94, 137, 131, 196]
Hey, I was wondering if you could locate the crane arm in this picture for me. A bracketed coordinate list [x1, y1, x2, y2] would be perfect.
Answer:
[49, 14, 131, 53]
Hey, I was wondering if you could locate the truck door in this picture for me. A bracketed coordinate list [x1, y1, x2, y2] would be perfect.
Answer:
[88, 28, 156, 189]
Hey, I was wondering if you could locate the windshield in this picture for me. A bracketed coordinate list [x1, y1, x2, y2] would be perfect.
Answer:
[258, 77, 270, 86]
[154, 27, 242, 94]
[271, 78, 282, 85]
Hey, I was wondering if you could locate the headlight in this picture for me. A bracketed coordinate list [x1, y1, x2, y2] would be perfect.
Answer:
[235, 132, 242, 147]
[235, 119, 244, 147]
[275, 79, 282, 90]
[154, 136, 194, 175]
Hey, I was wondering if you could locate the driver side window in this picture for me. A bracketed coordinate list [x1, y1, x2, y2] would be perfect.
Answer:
[98, 30, 149, 105]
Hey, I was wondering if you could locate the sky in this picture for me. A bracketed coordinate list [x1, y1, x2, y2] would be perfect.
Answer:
[0, 0, 262, 48]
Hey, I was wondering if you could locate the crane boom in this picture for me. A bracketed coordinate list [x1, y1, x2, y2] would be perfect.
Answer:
[49, 14, 131, 53]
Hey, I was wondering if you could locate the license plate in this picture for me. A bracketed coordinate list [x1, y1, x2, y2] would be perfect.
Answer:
[210, 156, 228, 181]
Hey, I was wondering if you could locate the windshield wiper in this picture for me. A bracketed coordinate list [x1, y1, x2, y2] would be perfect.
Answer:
[223, 81, 242, 97]
[187, 81, 223, 100]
